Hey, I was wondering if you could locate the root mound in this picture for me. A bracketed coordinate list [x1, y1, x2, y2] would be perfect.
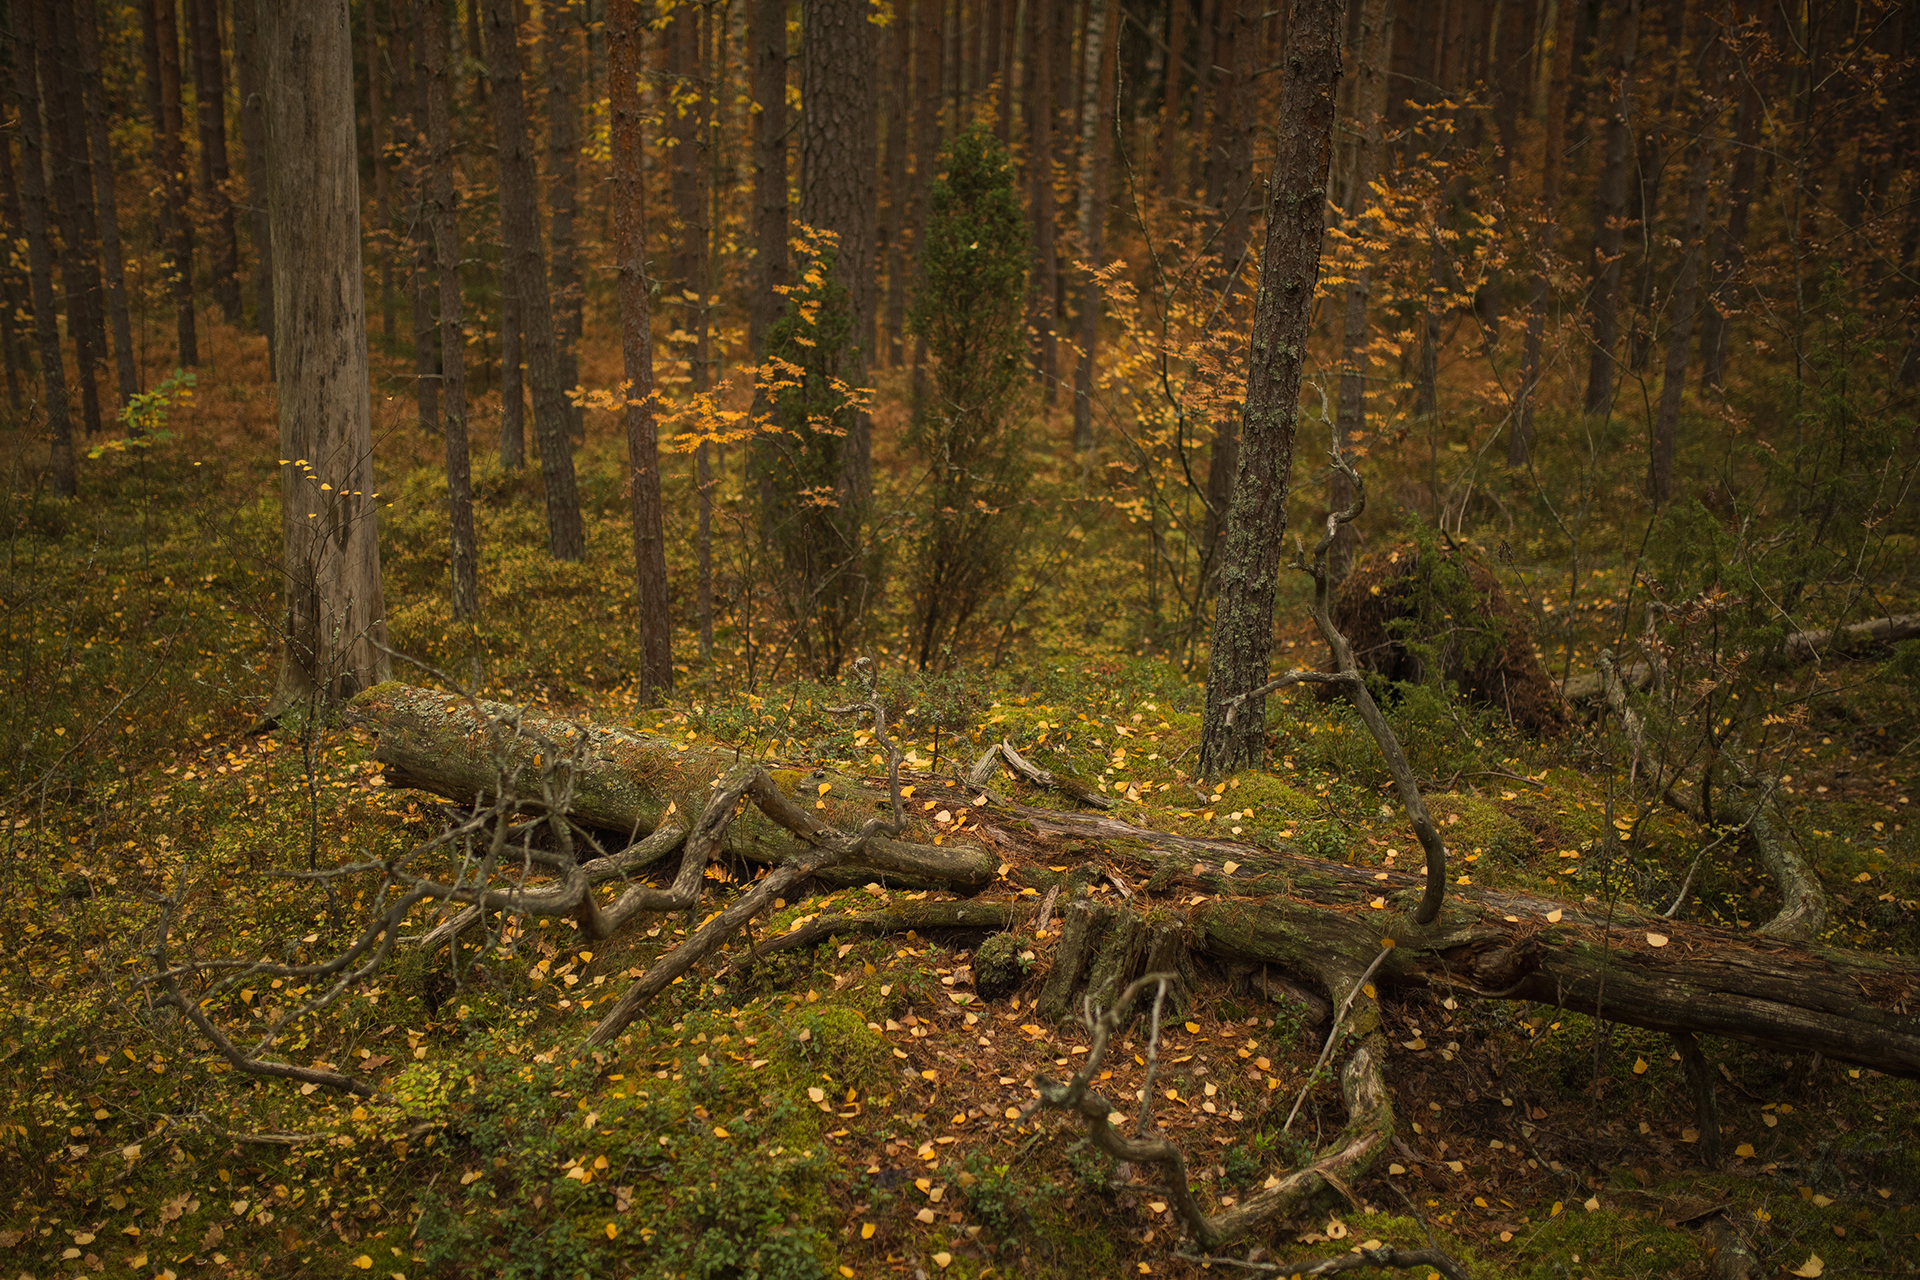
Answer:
[1328, 541, 1570, 736]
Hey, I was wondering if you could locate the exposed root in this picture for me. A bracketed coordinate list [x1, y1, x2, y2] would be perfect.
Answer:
[713, 900, 1019, 980]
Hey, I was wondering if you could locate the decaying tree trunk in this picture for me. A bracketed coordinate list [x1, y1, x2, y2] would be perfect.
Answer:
[352, 682, 1920, 1078]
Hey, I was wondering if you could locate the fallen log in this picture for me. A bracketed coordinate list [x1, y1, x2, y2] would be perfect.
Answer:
[347, 682, 996, 891]
[1560, 613, 1920, 701]
[351, 683, 1920, 1078]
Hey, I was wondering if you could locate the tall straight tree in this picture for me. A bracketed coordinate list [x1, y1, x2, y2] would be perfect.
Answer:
[1024, 0, 1057, 400]
[1583, 0, 1642, 415]
[37, 0, 106, 436]
[545, 0, 585, 368]
[230, 0, 276, 360]
[1514, 0, 1579, 465]
[482, 0, 586, 560]
[1335, 0, 1393, 470]
[608, 0, 672, 696]
[10, 4, 75, 496]
[424, 0, 478, 621]
[364, 1, 394, 340]
[75, 0, 140, 404]
[139, 0, 197, 366]
[187, 0, 242, 322]
[1197, 0, 1344, 779]
[1158, 0, 1188, 196]
[879, 5, 912, 365]
[257, 0, 392, 708]
[747, 0, 788, 359]
[798, 0, 877, 497]
[1070, 0, 1118, 453]
[907, 0, 942, 385]
[0, 98, 27, 411]
[401, 1, 439, 437]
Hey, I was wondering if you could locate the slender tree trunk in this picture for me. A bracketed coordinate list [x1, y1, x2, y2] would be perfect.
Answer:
[424, 0, 478, 621]
[482, 0, 585, 559]
[0, 86, 27, 413]
[798, 0, 878, 498]
[748, 0, 789, 359]
[1070, 0, 1118, 453]
[1650, 28, 1723, 508]
[995, 0, 1016, 143]
[1701, 0, 1760, 390]
[258, 0, 392, 710]
[467, 0, 487, 109]
[669, 3, 702, 300]
[694, 5, 718, 659]
[1158, 0, 1188, 197]
[230, 0, 276, 363]
[1025, 0, 1057, 401]
[499, 287, 524, 465]
[1334, 0, 1392, 568]
[908, 0, 943, 392]
[1479, 0, 1535, 340]
[1189, 0, 1216, 198]
[366, 0, 395, 341]
[1197, 0, 1342, 779]
[1625, 0, 1685, 373]
[545, 0, 583, 434]
[609, 0, 673, 696]
[10, 6, 75, 496]
[140, 0, 197, 366]
[38, 0, 105, 436]
[1515, 0, 1578, 465]
[1582, 0, 1641, 416]
[400, 2, 439, 437]
[188, 0, 241, 322]
[881, 5, 912, 366]
[75, 0, 139, 405]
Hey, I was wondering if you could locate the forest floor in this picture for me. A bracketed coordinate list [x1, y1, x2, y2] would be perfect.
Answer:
[2, 327, 1918, 1279]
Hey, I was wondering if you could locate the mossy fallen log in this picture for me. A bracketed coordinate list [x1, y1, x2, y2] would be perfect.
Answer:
[347, 682, 996, 891]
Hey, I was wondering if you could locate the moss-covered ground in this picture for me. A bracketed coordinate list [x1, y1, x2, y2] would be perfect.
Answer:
[2, 327, 1917, 1279]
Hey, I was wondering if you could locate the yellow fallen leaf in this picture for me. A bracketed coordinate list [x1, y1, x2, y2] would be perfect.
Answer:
[1550, 1201, 1563, 1217]
[1148, 1201, 1167, 1213]
[817, 782, 832, 796]
[1326, 1219, 1348, 1239]
[861, 1223, 876, 1240]
[1646, 932, 1670, 947]
[1584, 1195, 1601, 1211]
[915, 1208, 936, 1224]
[932, 1253, 953, 1269]
[1633, 1057, 1649, 1075]
[1811, 1194, 1833, 1207]
[605, 1223, 618, 1240]
[808, 1087, 826, 1103]
[1789, 1254, 1824, 1278]
[1388, 1163, 1407, 1175]
[1184, 1022, 1200, 1034]
[352, 1258, 373, 1271]
[1735, 1143, 1755, 1158]
[1546, 908, 1563, 923]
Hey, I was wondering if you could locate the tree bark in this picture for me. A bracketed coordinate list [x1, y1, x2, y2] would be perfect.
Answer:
[609, 0, 673, 698]
[1335, 0, 1393, 563]
[140, 0, 198, 366]
[880, 7, 913, 367]
[0, 79, 28, 413]
[423, 0, 478, 622]
[365, 0, 394, 341]
[187, 0, 242, 323]
[1650, 35, 1724, 508]
[230, 0, 276, 363]
[747, 0, 789, 360]
[668, 1, 703, 303]
[37, 0, 106, 437]
[1700, 0, 1761, 391]
[1070, 0, 1118, 453]
[75, 0, 140, 406]
[258, 0, 392, 710]
[399, 0, 439, 438]
[481, 0, 586, 560]
[1024, 0, 1057, 401]
[545, 0, 584, 370]
[1514, 0, 1579, 466]
[1582, 0, 1641, 416]
[1157, 0, 1188, 197]
[1195, 0, 1343, 779]
[798, 0, 877, 496]
[9, 6, 75, 496]
[356, 682, 1920, 1081]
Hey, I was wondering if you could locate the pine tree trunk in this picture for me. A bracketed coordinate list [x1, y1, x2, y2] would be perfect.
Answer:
[75, 0, 140, 405]
[1701, 3, 1760, 391]
[908, 0, 943, 392]
[1335, 0, 1393, 564]
[187, 0, 241, 323]
[499, 285, 525, 466]
[609, 0, 673, 697]
[1071, 0, 1118, 454]
[258, 0, 392, 710]
[798, 0, 877, 497]
[1196, 0, 1342, 779]
[1650, 33, 1723, 508]
[694, 5, 717, 660]
[545, 0, 584, 362]
[748, 0, 789, 360]
[366, 0, 394, 340]
[482, 0, 585, 560]
[399, 2, 439, 438]
[0, 94, 27, 413]
[38, 0, 105, 437]
[1479, 0, 1535, 340]
[1158, 0, 1187, 196]
[1025, 0, 1057, 401]
[424, 0, 478, 622]
[140, 0, 197, 366]
[1582, 0, 1641, 416]
[669, 4, 703, 301]
[1515, 0, 1578, 466]
[9, 6, 75, 496]
[995, 0, 1016, 143]
[880, 6, 912, 367]
[230, 0, 276, 363]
